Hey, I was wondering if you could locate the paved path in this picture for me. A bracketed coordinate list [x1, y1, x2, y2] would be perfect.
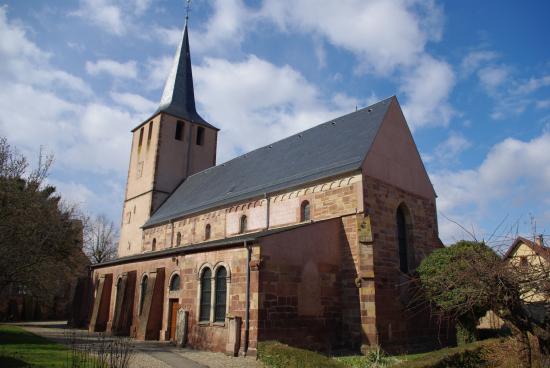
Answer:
[12, 321, 261, 368]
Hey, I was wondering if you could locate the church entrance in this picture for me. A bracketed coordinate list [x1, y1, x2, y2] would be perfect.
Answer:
[168, 299, 180, 341]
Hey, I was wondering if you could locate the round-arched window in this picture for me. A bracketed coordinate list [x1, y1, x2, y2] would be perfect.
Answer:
[300, 200, 311, 222]
[205, 224, 211, 240]
[152, 238, 156, 251]
[140, 275, 148, 315]
[169, 274, 180, 291]
[176, 232, 181, 246]
[239, 215, 247, 234]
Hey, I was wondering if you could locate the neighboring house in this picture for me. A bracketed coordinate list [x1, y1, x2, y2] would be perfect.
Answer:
[504, 235, 549, 304]
[479, 235, 549, 329]
[88, 19, 451, 355]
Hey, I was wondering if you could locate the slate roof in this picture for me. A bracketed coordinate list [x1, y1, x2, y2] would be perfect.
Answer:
[133, 24, 217, 132]
[144, 96, 394, 228]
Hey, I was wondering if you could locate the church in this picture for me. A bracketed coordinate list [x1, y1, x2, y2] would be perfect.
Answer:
[88, 17, 449, 356]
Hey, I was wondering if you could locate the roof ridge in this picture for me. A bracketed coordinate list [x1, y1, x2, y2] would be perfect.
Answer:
[187, 96, 394, 180]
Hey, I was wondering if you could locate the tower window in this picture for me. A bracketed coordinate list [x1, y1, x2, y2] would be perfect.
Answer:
[205, 224, 211, 240]
[239, 215, 247, 234]
[176, 232, 181, 246]
[138, 127, 144, 148]
[175, 121, 184, 141]
[147, 122, 153, 144]
[152, 238, 156, 251]
[300, 200, 311, 222]
[196, 126, 205, 146]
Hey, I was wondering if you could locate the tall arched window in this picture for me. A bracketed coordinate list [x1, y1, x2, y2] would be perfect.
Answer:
[140, 275, 148, 315]
[176, 232, 181, 246]
[205, 224, 211, 240]
[169, 274, 180, 291]
[396, 205, 410, 274]
[199, 268, 212, 322]
[239, 215, 247, 234]
[152, 238, 156, 251]
[300, 200, 311, 222]
[214, 267, 227, 322]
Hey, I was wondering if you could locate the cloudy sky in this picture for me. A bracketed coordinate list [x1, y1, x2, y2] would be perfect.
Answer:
[1, 0, 549, 246]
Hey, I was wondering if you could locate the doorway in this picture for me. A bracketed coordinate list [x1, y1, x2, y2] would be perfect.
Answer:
[168, 299, 180, 341]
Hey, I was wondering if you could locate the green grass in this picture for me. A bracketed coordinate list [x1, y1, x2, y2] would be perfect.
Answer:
[0, 324, 71, 367]
[258, 341, 347, 368]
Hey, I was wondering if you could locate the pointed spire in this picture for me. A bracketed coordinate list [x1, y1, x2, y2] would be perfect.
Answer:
[156, 15, 213, 128]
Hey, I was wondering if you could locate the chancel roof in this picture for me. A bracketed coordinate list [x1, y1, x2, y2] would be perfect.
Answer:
[144, 96, 394, 228]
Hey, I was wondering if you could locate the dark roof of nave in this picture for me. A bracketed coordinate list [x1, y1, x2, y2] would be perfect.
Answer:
[144, 96, 394, 228]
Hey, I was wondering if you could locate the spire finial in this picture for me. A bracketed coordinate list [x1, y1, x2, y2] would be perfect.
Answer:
[185, 0, 191, 26]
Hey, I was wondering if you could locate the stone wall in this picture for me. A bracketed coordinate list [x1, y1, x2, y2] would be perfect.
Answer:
[363, 175, 449, 353]
[141, 173, 362, 252]
[257, 219, 345, 351]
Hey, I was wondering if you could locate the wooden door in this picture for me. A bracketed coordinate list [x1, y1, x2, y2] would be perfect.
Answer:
[168, 299, 180, 341]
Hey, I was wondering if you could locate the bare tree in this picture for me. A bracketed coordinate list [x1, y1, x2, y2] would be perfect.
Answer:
[84, 214, 118, 264]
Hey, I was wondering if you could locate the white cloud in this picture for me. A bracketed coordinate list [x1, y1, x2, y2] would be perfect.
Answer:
[71, 0, 125, 35]
[70, 0, 154, 36]
[514, 75, 550, 95]
[261, 0, 442, 75]
[536, 99, 550, 109]
[401, 56, 455, 129]
[460, 50, 498, 76]
[425, 131, 471, 164]
[432, 131, 550, 243]
[194, 55, 355, 162]
[478, 65, 509, 93]
[110, 92, 156, 114]
[85, 59, 138, 79]
[144, 56, 172, 90]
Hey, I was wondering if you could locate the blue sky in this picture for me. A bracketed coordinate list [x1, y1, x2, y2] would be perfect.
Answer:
[0, 0, 549, 248]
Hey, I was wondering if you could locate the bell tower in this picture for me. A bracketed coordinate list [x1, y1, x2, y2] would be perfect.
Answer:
[118, 19, 218, 257]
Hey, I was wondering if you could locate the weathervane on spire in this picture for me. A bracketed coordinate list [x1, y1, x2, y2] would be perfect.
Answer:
[185, 0, 192, 25]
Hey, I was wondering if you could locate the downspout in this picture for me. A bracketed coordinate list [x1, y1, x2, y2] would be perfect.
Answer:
[244, 240, 251, 355]
[264, 193, 270, 230]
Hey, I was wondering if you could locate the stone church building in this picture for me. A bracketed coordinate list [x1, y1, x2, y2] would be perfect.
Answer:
[89, 20, 448, 355]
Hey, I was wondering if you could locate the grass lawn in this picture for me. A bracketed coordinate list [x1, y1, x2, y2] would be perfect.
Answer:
[0, 324, 71, 367]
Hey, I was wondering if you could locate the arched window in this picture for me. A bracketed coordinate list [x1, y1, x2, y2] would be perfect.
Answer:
[152, 238, 156, 251]
[140, 275, 148, 315]
[396, 205, 410, 274]
[169, 274, 180, 291]
[205, 224, 211, 240]
[239, 215, 247, 234]
[199, 268, 212, 322]
[176, 232, 181, 246]
[300, 200, 311, 222]
[214, 267, 227, 322]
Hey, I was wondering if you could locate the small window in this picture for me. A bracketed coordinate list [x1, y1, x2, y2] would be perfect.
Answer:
[138, 127, 144, 148]
[152, 238, 156, 251]
[147, 122, 153, 144]
[175, 120, 184, 141]
[205, 224, 211, 240]
[169, 274, 180, 291]
[196, 126, 205, 146]
[519, 256, 528, 268]
[396, 206, 409, 274]
[140, 275, 148, 315]
[239, 215, 247, 234]
[300, 200, 311, 222]
[214, 267, 227, 322]
[176, 232, 181, 246]
[199, 268, 212, 322]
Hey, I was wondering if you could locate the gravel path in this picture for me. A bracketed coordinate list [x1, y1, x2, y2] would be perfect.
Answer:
[12, 321, 262, 368]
